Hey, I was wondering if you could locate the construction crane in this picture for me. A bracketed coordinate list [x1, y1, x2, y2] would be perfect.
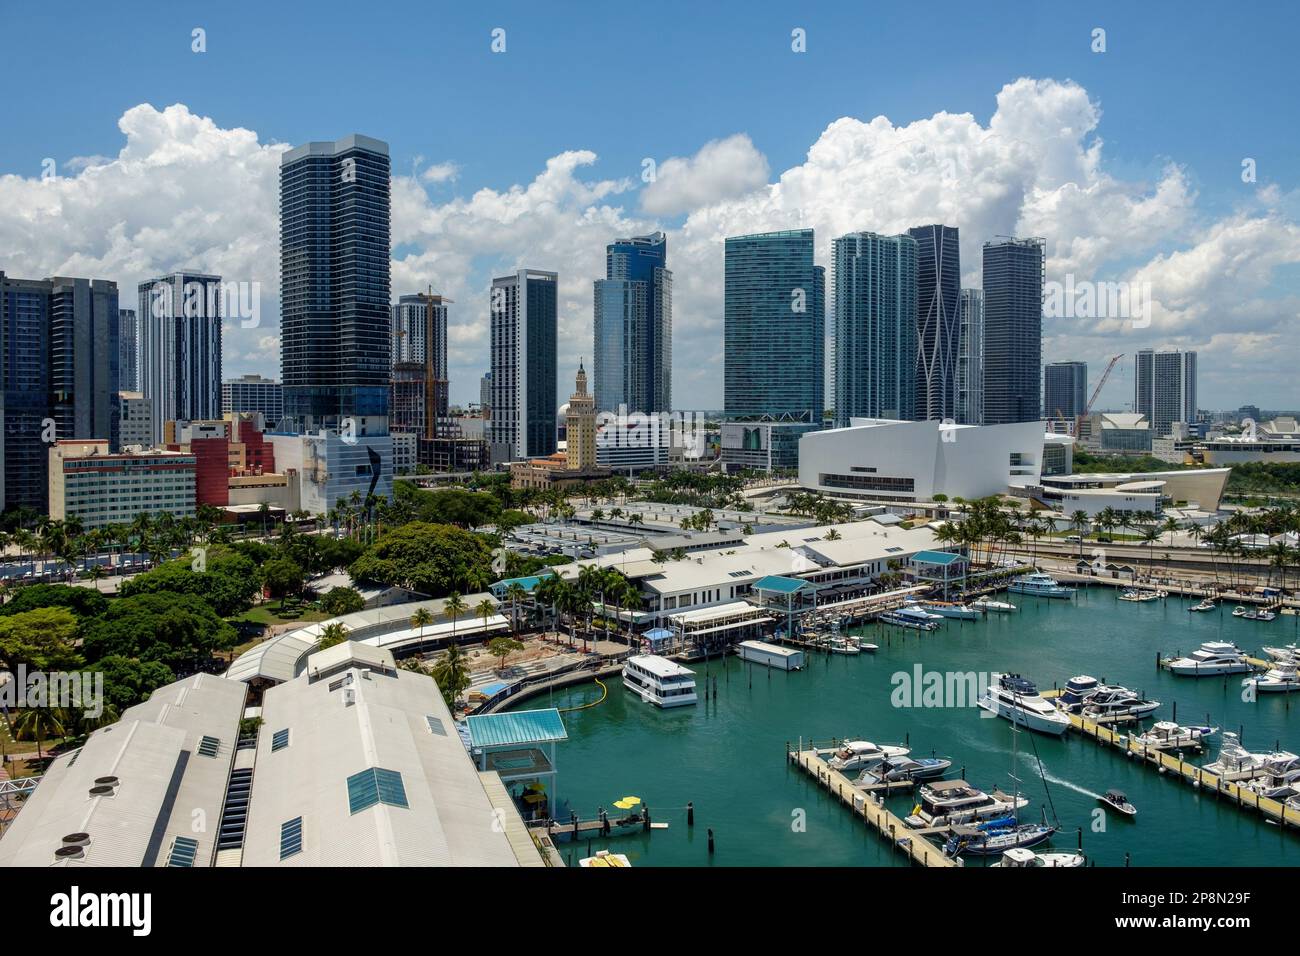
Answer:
[1086, 353, 1123, 415]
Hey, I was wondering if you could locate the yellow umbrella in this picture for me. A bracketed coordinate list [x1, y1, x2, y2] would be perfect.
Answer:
[613, 795, 642, 810]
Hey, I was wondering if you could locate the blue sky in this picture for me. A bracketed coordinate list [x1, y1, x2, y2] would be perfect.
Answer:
[2, 0, 1298, 410]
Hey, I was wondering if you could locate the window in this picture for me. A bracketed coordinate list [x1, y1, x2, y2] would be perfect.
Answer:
[426, 716, 445, 736]
[346, 767, 409, 814]
[280, 817, 303, 860]
[271, 728, 290, 752]
[167, 836, 199, 867]
[197, 735, 220, 757]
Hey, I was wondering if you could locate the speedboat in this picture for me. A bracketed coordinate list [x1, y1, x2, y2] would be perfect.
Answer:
[1119, 587, 1165, 602]
[972, 597, 1018, 613]
[1203, 733, 1298, 782]
[827, 739, 910, 772]
[1098, 789, 1137, 818]
[1162, 641, 1253, 676]
[909, 599, 982, 621]
[991, 847, 1086, 868]
[879, 606, 941, 631]
[904, 779, 1029, 829]
[1233, 606, 1277, 622]
[826, 636, 861, 655]
[977, 673, 1072, 736]
[622, 655, 698, 707]
[855, 755, 952, 785]
[1189, 598, 1217, 613]
[1129, 721, 1217, 752]
[944, 818, 1057, 857]
[1243, 661, 1300, 694]
[1007, 572, 1075, 599]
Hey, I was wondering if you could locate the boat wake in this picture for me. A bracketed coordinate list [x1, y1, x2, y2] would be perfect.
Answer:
[1015, 752, 1102, 801]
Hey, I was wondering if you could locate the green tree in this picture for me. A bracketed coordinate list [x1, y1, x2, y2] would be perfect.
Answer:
[348, 522, 493, 597]
[430, 642, 471, 711]
[119, 549, 261, 616]
[443, 592, 467, 644]
[81, 593, 238, 669]
[475, 598, 497, 635]
[317, 621, 350, 651]
[321, 586, 365, 616]
[85, 655, 175, 711]
[12, 705, 65, 757]
[488, 636, 525, 671]
[409, 607, 434, 644]
[0, 583, 107, 619]
[0, 607, 83, 673]
[261, 556, 305, 609]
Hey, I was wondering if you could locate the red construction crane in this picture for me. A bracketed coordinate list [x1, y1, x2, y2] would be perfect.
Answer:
[1086, 353, 1123, 415]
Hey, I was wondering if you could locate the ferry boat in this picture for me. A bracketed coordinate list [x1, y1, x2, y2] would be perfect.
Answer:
[972, 597, 1018, 613]
[977, 673, 1071, 735]
[1129, 720, 1217, 752]
[1189, 598, 1217, 613]
[826, 739, 910, 772]
[991, 847, 1086, 868]
[1162, 641, 1253, 676]
[1006, 572, 1075, 600]
[1233, 606, 1277, 622]
[1243, 661, 1300, 694]
[1203, 733, 1299, 782]
[904, 778, 1029, 829]
[878, 606, 941, 631]
[621, 654, 698, 708]
[1055, 675, 1160, 719]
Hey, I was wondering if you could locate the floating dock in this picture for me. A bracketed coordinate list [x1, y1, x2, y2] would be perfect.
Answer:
[787, 745, 960, 868]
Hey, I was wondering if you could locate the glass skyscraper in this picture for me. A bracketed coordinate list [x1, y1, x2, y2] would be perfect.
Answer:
[1135, 349, 1197, 437]
[723, 229, 824, 423]
[279, 134, 391, 432]
[908, 224, 961, 422]
[982, 237, 1045, 424]
[137, 271, 223, 444]
[832, 231, 917, 426]
[489, 270, 558, 461]
[1044, 361, 1088, 420]
[957, 288, 984, 425]
[593, 231, 672, 414]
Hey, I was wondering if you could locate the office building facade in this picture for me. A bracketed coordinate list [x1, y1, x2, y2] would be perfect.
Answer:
[488, 270, 558, 461]
[908, 225, 961, 422]
[138, 272, 223, 444]
[832, 231, 917, 426]
[118, 307, 140, 391]
[957, 288, 984, 425]
[1044, 361, 1088, 420]
[593, 231, 672, 414]
[222, 373, 284, 425]
[390, 292, 450, 440]
[1135, 349, 1197, 437]
[982, 237, 1045, 424]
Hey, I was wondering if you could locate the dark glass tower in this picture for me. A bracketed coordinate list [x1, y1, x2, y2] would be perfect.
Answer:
[593, 232, 671, 413]
[723, 229, 824, 422]
[279, 134, 391, 432]
[908, 225, 961, 422]
[1044, 361, 1088, 420]
[982, 237, 1045, 424]
[489, 270, 558, 461]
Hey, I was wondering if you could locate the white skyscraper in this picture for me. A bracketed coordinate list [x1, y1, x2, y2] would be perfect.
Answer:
[138, 272, 223, 444]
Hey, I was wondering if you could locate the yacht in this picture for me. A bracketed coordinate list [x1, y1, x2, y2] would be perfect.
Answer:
[1233, 606, 1277, 622]
[1129, 721, 1217, 752]
[977, 674, 1072, 735]
[1262, 644, 1300, 663]
[855, 755, 952, 785]
[621, 655, 698, 708]
[827, 739, 910, 772]
[944, 818, 1057, 857]
[1007, 572, 1076, 600]
[1189, 598, 1217, 613]
[908, 598, 982, 621]
[1204, 733, 1298, 782]
[879, 606, 941, 631]
[991, 847, 1086, 868]
[1162, 641, 1253, 676]
[972, 597, 1018, 613]
[1118, 587, 1165, 603]
[904, 779, 1029, 829]
[1055, 675, 1160, 719]
[1239, 753, 1300, 800]
[1244, 661, 1300, 694]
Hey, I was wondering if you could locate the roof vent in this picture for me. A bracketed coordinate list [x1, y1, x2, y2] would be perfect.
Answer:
[54, 845, 85, 860]
[88, 784, 115, 797]
[94, 776, 119, 787]
[62, 832, 91, 848]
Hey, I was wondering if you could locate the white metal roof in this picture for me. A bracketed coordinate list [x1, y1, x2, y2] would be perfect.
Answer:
[626, 654, 695, 678]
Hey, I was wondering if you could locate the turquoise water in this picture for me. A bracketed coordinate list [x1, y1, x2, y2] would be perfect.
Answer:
[514, 589, 1300, 867]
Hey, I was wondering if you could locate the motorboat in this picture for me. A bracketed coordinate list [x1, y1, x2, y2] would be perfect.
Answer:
[1189, 598, 1217, 613]
[1203, 733, 1298, 782]
[991, 847, 1086, 868]
[879, 606, 941, 631]
[1129, 721, 1217, 752]
[1162, 641, 1253, 676]
[1055, 675, 1160, 719]
[1243, 661, 1300, 694]
[827, 739, 910, 772]
[1233, 606, 1277, 622]
[1118, 587, 1165, 603]
[1097, 789, 1137, 818]
[1055, 675, 1102, 711]
[1007, 572, 1075, 599]
[944, 818, 1057, 857]
[904, 779, 1029, 829]
[908, 599, 982, 621]
[977, 673, 1072, 736]
[972, 597, 1018, 613]
[854, 755, 952, 785]
[1239, 753, 1300, 800]
[825, 636, 861, 656]
[1262, 644, 1300, 663]
[622, 655, 698, 708]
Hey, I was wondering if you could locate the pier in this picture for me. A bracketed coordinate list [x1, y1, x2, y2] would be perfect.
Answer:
[787, 744, 961, 867]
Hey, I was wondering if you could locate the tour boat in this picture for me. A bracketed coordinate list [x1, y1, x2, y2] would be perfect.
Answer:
[879, 606, 941, 631]
[1189, 598, 1217, 613]
[904, 779, 1029, 829]
[1243, 661, 1300, 694]
[1233, 606, 1277, 622]
[1006, 572, 1075, 599]
[826, 739, 910, 772]
[621, 654, 698, 708]
[972, 597, 1018, 613]
[1162, 641, 1253, 676]
[991, 847, 1086, 868]
[977, 673, 1072, 736]
[1097, 789, 1137, 818]
[1129, 721, 1217, 752]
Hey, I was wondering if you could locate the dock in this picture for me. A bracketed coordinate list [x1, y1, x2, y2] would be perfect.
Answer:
[1064, 711, 1300, 829]
[787, 745, 960, 867]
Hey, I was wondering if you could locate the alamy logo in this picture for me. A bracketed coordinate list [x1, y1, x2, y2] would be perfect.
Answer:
[1, 666, 103, 718]
[49, 886, 151, 936]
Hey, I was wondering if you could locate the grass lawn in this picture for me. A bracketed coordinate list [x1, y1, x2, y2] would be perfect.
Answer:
[229, 600, 330, 628]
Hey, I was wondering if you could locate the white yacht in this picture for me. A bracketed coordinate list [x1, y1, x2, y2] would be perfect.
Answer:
[977, 674, 1072, 736]
[879, 606, 941, 631]
[1129, 721, 1217, 752]
[1240, 753, 1300, 800]
[1204, 733, 1298, 783]
[1262, 644, 1300, 663]
[904, 778, 1029, 829]
[1244, 661, 1300, 694]
[1055, 675, 1160, 719]
[827, 739, 910, 772]
[1006, 573, 1075, 599]
[1162, 641, 1253, 676]
[907, 598, 981, 621]
[1233, 605, 1276, 622]
[621, 655, 698, 708]
[972, 597, 1018, 613]
[991, 847, 1086, 868]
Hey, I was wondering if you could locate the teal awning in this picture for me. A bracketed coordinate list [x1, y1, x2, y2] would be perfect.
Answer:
[751, 574, 809, 595]
[910, 550, 964, 566]
[466, 708, 568, 749]
[489, 571, 556, 596]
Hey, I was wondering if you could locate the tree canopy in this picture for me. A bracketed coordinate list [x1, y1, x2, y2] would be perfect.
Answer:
[118, 548, 261, 616]
[348, 522, 494, 597]
[0, 583, 107, 619]
[81, 592, 238, 668]
[0, 607, 83, 673]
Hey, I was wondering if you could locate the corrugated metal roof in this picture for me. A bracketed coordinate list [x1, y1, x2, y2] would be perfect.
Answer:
[466, 709, 568, 749]
[751, 574, 809, 594]
[911, 550, 963, 566]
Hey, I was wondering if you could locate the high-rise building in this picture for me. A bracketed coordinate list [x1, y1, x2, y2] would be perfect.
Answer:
[49, 440, 195, 531]
[138, 272, 223, 445]
[982, 237, 1045, 424]
[488, 269, 558, 462]
[1135, 349, 1197, 437]
[1044, 361, 1089, 420]
[566, 362, 597, 472]
[279, 134, 391, 433]
[957, 288, 984, 425]
[118, 307, 140, 391]
[390, 291, 450, 441]
[723, 229, 824, 423]
[116, 391, 154, 448]
[0, 273, 119, 513]
[593, 231, 672, 414]
[908, 225, 961, 422]
[832, 231, 917, 426]
[479, 372, 492, 417]
[222, 373, 283, 424]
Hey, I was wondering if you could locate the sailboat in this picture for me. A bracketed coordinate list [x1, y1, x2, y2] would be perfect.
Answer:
[944, 724, 1057, 858]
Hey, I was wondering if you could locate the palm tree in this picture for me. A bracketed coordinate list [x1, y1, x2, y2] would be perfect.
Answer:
[13, 706, 65, 758]
[1139, 523, 1161, 577]
[317, 621, 349, 650]
[410, 607, 434, 647]
[475, 598, 497, 637]
[443, 592, 468, 646]
[505, 583, 529, 632]
[1069, 510, 1090, 558]
[825, 528, 841, 541]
